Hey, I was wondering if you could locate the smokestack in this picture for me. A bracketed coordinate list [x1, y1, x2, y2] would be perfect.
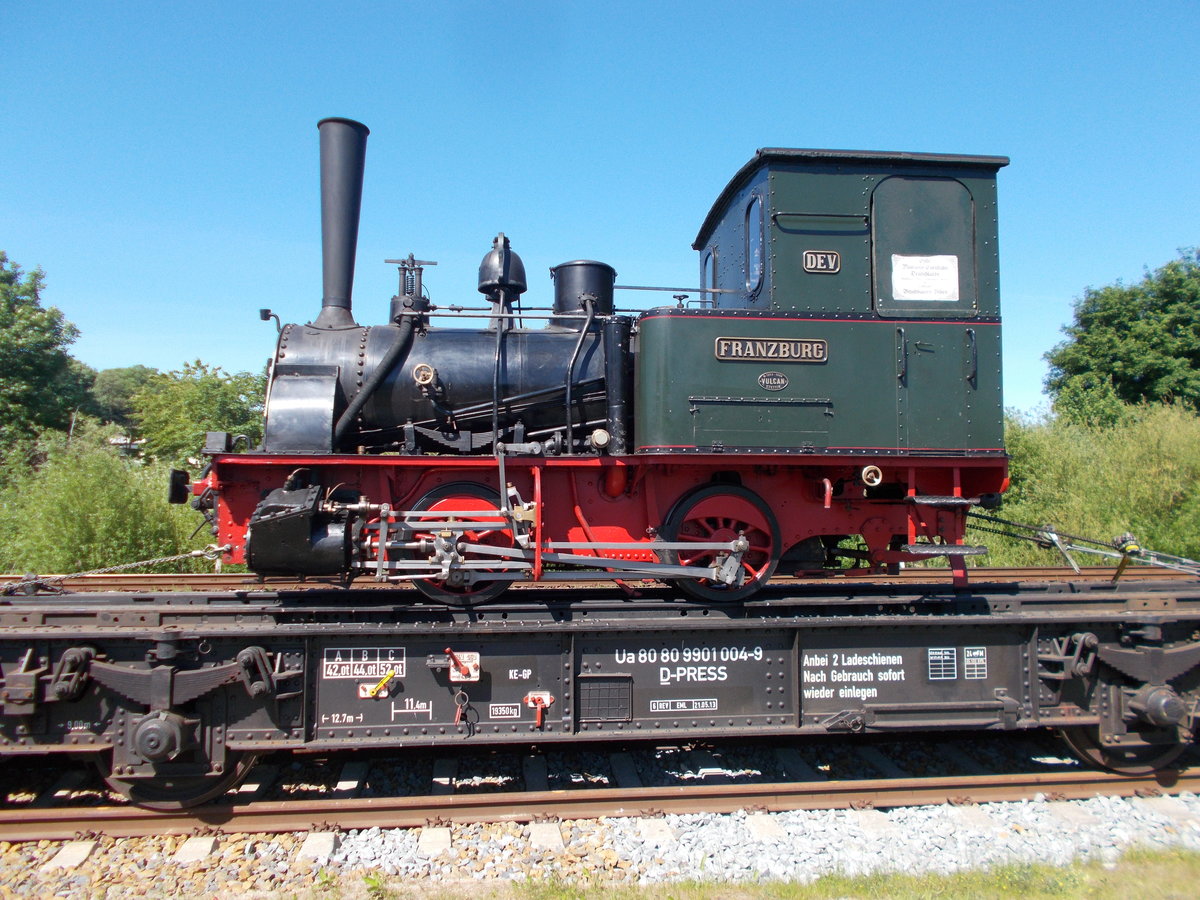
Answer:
[314, 117, 369, 328]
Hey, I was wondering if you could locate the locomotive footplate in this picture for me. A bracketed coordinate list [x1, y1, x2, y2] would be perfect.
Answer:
[1, 579, 1198, 805]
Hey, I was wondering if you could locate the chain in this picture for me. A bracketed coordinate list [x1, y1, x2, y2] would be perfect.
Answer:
[967, 512, 1114, 548]
[964, 518, 1032, 542]
[2, 545, 231, 596]
[967, 512, 1200, 576]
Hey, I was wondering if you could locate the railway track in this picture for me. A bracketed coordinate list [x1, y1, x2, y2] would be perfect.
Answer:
[4, 731, 1199, 841]
[1, 566, 1192, 594]
[10, 742, 1199, 898]
[3, 759, 1196, 841]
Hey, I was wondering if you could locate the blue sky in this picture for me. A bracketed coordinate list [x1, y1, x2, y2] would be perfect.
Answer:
[3, 1, 1197, 414]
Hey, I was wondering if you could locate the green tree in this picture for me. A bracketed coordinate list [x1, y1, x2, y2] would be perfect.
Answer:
[132, 361, 265, 465]
[91, 364, 159, 427]
[0, 252, 92, 441]
[1046, 249, 1200, 423]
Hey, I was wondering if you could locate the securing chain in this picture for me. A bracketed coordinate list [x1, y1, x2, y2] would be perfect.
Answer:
[967, 512, 1113, 549]
[2, 545, 230, 596]
[967, 512, 1200, 577]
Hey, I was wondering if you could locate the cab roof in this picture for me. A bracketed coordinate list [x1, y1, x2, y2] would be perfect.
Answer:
[693, 148, 1010, 251]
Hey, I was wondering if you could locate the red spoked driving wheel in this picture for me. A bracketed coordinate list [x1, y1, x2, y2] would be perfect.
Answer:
[660, 484, 780, 602]
[406, 482, 515, 606]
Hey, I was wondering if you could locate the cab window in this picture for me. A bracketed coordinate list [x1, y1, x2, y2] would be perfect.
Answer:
[872, 176, 977, 317]
[745, 196, 764, 294]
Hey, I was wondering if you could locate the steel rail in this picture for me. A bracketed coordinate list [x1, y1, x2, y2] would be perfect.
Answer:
[1, 567, 1195, 595]
[2, 769, 1196, 841]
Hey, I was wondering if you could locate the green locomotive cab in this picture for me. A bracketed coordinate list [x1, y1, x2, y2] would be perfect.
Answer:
[636, 149, 1008, 457]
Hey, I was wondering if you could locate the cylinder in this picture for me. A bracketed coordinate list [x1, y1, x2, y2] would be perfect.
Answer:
[315, 117, 370, 328]
[550, 260, 615, 328]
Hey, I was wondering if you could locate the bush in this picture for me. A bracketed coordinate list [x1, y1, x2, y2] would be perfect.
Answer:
[0, 423, 212, 575]
[970, 405, 1200, 566]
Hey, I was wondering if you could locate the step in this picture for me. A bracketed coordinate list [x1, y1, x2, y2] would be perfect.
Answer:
[908, 495, 981, 507]
[903, 544, 988, 557]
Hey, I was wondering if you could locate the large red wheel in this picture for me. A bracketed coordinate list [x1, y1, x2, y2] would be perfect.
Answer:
[659, 484, 780, 602]
[406, 482, 514, 606]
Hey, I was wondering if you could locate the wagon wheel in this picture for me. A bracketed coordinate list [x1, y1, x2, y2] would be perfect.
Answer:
[406, 482, 514, 606]
[659, 484, 781, 602]
[98, 750, 259, 810]
[1058, 725, 1188, 776]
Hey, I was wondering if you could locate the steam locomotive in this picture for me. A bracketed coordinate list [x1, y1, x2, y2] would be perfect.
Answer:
[178, 118, 1009, 602]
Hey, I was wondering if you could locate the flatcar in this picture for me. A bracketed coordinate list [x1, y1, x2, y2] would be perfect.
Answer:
[178, 118, 1009, 601]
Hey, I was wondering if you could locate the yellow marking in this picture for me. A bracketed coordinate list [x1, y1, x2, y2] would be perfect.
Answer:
[369, 669, 396, 698]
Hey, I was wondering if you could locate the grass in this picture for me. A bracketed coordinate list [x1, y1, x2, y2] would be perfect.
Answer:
[510, 848, 1200, 898]
[288, 847, 1200, 899]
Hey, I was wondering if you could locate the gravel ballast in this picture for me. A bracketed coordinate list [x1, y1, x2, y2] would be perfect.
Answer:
[2, 792, 1198, 897]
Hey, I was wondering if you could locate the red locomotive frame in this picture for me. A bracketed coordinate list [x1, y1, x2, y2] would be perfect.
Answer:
[200, 450, 1007, 600]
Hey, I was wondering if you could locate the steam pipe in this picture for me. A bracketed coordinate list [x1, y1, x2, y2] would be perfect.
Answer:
[314, 117, 370, 329]
[332, 315, 415, 450]
[563, 297, 596, 453]
[491, 296, 505, 450]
